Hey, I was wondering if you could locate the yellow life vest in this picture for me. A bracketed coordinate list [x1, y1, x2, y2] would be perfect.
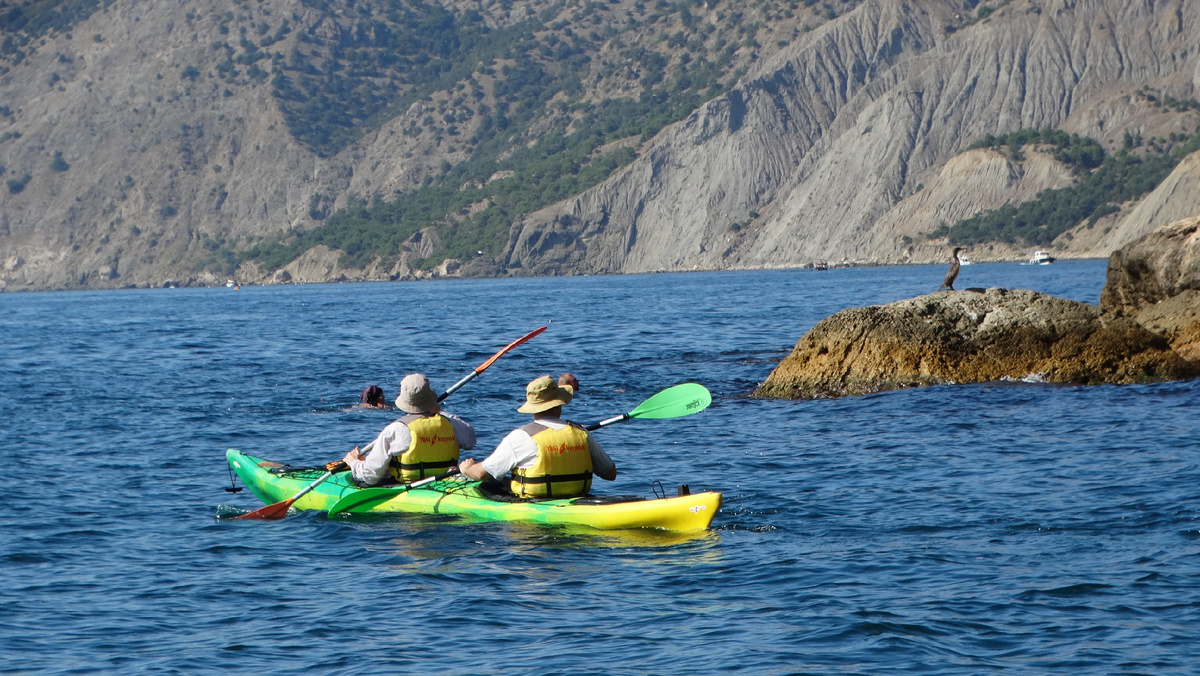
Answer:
[510, 421, 593, 498]
[388, 413, 460, 483]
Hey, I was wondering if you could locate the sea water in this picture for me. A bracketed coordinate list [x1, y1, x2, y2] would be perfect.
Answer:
[1, 261, 1197, 674]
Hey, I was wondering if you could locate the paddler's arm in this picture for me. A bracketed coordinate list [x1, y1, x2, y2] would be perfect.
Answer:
[343, 422, 407, 486]
[441, 411, 476, 450]
[588, 435, 617, 481]
[457, 457, 494, 481]
[458, 430, 528, 482]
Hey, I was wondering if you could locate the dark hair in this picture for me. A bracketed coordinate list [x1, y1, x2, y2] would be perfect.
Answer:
[360, 385, 385, 406]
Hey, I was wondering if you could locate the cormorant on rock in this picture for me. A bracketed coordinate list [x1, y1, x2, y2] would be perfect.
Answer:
[938, 247, 963, 291]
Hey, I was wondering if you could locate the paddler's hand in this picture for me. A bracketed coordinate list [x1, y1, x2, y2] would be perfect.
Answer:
[458, 457, 491, 481]
[343, 446, 365, 464]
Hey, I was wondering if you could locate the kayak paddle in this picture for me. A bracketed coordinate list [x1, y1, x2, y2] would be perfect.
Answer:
[230, 457, 356, 521]
[585, 383, 712, 431]
[326, 467, 461, 517]
[439, 326, 547, 401]
[232, 326, 548, 520]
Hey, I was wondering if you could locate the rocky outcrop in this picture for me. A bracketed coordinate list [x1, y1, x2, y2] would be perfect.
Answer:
[1101, 215, 1200, 313]
[1100, 215, 1200, 359]
[754, 288, 1198, 399]
[284, 246, 348, 284]
[1136, 292, 1200, 361]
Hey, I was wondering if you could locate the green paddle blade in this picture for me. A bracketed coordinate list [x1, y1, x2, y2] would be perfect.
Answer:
[328, 487, 404, 517]
[627, 383, 712, 420]
[327, 468, 462, 516]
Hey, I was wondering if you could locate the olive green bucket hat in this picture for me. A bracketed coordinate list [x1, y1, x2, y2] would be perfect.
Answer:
[517, 375, 574, 414]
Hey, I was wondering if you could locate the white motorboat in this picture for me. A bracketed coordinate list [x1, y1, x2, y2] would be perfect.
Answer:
[1029, 250, 1055, 265]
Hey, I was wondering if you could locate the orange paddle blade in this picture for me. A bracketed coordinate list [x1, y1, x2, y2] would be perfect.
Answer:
[231, 498, 295, 520]
[476, 326, 547, 373]
[232, 469, 337, 520]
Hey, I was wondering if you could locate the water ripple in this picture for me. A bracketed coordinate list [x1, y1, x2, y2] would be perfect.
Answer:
[2, 263, 1198, 673]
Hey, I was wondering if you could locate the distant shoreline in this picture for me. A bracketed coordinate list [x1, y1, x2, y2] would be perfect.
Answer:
[0, 257, 1110, 295]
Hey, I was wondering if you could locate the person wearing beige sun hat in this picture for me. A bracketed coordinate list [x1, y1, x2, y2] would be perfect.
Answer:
[459, 375, 617, 498]
[343, 373, 477, 487]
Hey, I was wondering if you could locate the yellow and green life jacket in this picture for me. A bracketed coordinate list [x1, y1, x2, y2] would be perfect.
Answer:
[388, 413, 460, 483]
[510, 421, 593, 498]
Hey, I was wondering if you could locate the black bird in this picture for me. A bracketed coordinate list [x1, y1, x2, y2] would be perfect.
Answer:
[938, 247, 963, 291]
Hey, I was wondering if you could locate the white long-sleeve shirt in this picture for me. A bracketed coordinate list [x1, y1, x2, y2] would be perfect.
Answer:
[349, 412, 476, 486]
[480, 417, 615, 480]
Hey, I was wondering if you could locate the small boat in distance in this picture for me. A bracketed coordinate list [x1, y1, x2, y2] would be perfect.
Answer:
[814, 260, 828, 271]
[957, 253, 974, 265]
[1029, 250, 1055, 265]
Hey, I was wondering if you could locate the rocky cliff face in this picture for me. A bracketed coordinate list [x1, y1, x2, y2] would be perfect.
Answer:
[1, 0, 345, 290]
[1103, 154, 1200, 253]
[869, 148, 1077, 263]
[503, 0, 1200, 275]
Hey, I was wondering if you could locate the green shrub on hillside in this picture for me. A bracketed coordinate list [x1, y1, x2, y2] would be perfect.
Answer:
[0, 0, 113, 40]
[6, 172, 31, 193]
[238, 0, 852, 272]
[966, 127, 1104, 173]
[933, 128, 1200, 246]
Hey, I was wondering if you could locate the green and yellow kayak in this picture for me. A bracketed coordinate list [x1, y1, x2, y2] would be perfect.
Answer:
[226, 449, 721, 532]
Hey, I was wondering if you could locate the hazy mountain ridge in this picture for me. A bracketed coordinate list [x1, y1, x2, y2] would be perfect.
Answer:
[1, 0, 1199, 290]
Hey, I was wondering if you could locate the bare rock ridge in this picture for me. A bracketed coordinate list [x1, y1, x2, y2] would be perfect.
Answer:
[868, 148, 1077, 263]
[502, 0, 1200, 276]
[755, 216, 1200, 399]
[1107, 152, 1200, 250]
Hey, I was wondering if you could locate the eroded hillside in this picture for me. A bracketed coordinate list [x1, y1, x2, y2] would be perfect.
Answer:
[1, 0, 1199, 290]
[1, 0, 850, 289]
[501, 0, 1200, 276]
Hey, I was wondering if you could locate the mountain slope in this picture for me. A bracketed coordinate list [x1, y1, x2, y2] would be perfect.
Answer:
[1, 0, 838, 290]
[502, 0, 1200, 275]
[2, 0, 1199, 290]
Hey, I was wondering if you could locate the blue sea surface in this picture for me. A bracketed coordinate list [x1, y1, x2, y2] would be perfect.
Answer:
[2, 260, 1198, 674]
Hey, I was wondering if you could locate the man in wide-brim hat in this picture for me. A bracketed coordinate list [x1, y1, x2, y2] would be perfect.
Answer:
[459, 375, 617, 498]
[344, 373, 476, 487]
